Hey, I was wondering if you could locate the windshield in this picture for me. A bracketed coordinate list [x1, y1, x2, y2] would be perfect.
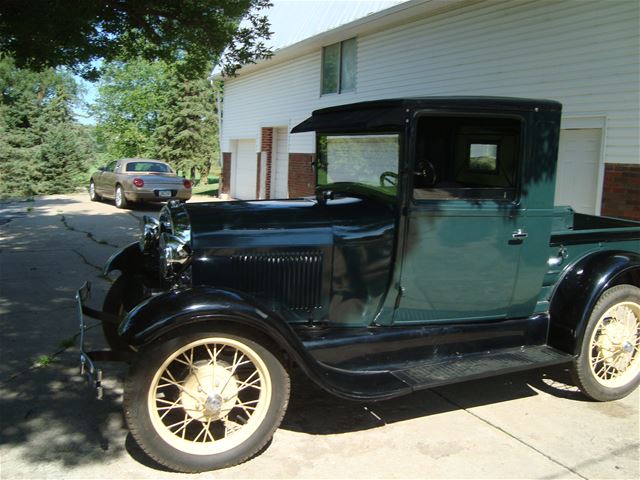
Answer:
[126, 161, 172, 173]
[317, 134, 399, 196]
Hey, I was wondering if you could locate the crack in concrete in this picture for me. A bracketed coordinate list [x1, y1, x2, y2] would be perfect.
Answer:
[59, 215, 119, 249]
[71, 248, 103, 273]
[432, 389, 589, 480]
[127, 211, 143, 222]
[0, 326, 97, 385]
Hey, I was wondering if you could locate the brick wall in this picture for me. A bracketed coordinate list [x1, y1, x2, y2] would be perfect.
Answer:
[601, 163, 640, 220]
[221, 152, 231, 195]
[288, 153, 316, 197]
[261, 128, 273, 199]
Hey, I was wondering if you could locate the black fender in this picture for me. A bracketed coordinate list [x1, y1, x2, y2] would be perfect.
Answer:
[548, 250, 640, 355]
[104, 242, 143, 276]
[119, 286, 411, 401]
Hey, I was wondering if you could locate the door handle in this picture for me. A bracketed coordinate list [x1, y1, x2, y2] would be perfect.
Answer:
[512, 229, 528, 239]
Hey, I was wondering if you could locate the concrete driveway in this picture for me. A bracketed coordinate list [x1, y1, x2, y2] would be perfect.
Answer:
[0, 193, 638, 479]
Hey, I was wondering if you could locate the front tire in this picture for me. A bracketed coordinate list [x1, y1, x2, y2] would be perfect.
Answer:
[572, 284, 640, 401]
[89, 181, 100, 201]
[115, 185, 128, 209]
[124, 331, 290, 472]
[102, 275, 142, 352]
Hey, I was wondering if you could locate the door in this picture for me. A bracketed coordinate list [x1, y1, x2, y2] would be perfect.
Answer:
[97, 160, 118, 197]
[272, 128, 289, 198]
[554, 128, 602, 215]
[393, 114, 526, 324]
[232, 139, 257, 200]
[395, 205, 523, 323]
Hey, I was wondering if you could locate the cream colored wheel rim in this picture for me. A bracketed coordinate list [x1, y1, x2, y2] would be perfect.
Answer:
[148, 337, 272, 455]
[589, 301, 640, 388]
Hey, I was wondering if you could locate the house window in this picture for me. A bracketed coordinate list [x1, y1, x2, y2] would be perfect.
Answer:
[321, 38, 356, 94]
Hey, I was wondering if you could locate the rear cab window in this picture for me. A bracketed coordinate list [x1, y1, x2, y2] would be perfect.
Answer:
[413, 116, 521, 202]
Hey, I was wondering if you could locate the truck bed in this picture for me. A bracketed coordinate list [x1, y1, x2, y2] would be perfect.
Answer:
[551, 211, 640, 247]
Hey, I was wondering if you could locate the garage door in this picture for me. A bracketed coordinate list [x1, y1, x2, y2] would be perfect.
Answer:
[554, 129, 602, 215]
[272, 128, 289, 198]
[232, 139, 257, 200]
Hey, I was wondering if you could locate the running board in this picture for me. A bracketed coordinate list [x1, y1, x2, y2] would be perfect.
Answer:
[392, 346, 572, 390]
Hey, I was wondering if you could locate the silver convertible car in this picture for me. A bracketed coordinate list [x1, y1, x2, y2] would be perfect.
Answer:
[89, 158, 192, 208]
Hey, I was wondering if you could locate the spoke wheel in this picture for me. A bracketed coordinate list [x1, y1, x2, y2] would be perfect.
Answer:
[588, 301, 640, 388]
[572, 284, 640, 401]
[124, 331, 289, 472]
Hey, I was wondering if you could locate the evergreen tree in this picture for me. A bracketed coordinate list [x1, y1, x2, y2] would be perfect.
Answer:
[0, 56, 92, 197]
[154, 78, 218, 182]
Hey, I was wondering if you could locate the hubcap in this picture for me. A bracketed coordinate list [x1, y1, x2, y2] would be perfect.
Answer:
[589, 301, 640, 388]
[148, 338, 271, 455]
[115, 188, 122, 205]
[89, 183, 95, 198]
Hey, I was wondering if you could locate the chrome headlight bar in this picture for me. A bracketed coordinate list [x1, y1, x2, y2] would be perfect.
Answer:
[157, 200, 193, 280]
[140, 215, 160, 252]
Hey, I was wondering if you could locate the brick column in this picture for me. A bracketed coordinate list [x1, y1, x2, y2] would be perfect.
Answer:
[221, 152, 231, 195]
[601, 163, 640, 220]
[261, 128, 273, 199]
[288, 153, 316, 197]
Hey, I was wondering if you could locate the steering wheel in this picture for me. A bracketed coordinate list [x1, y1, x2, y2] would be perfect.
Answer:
[415, 160, 437, 187]
[379, 171, 398, 187]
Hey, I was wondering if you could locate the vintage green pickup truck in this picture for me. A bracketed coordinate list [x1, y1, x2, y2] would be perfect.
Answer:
[77, 97, 640, 472]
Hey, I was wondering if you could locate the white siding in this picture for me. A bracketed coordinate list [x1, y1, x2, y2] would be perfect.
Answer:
[222, 0, 639, 166]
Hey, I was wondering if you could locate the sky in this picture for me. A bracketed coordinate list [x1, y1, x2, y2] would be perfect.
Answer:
[74, 0, 407, 124]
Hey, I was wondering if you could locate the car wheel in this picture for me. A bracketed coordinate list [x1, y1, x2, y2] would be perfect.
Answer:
[124, 331, 290, 472]
[572, 284, 640, 401]
[115, 185, 128, 209]
[102, 275, 142, 353]
[89, 181, 100, 201]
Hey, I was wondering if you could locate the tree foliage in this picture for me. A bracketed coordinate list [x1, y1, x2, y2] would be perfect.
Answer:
[0, 0, 272, 80]
[93, 59, 172, 159]
[0, 56, 92, 197]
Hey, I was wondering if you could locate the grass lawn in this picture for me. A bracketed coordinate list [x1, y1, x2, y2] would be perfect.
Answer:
[191, 176, 219, 197]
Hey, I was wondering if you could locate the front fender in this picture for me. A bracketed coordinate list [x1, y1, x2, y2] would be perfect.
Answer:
[548, 250, 640, 355]
[118, 286, 412, 401]
[104, 242, 143, 276]
[119, 287, 296, 347]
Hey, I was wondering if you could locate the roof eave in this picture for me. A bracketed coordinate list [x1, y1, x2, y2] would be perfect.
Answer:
[210, 0, 470, 81]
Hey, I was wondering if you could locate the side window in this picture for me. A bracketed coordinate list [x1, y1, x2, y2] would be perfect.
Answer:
[106, 161, 117, 172]
[321, 38, 356, 95]
[413, 116, 521, 201]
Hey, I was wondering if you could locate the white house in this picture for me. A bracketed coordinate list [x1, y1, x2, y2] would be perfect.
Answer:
[216, 0, 640, 219]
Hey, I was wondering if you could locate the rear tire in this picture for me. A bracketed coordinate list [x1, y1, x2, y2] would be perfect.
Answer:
[572, 284, 640, 401]
[124, 330, 290, 472]
[115, 185, 128, 209]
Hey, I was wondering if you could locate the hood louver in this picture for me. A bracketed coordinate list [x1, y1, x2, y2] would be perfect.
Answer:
[230, 251, 323, 311]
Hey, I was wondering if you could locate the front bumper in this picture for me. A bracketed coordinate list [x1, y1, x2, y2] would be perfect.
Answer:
[76, 282, 132, 399]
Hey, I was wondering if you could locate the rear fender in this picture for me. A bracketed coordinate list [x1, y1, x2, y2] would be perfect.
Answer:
[548, 250, 640, 355]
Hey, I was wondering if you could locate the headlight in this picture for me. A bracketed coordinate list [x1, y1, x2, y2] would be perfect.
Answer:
[159, 233, 192, 279]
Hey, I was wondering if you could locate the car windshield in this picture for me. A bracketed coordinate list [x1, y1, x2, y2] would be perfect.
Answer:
[126, 161, 172, 173]
[317, 134, 399, 196]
